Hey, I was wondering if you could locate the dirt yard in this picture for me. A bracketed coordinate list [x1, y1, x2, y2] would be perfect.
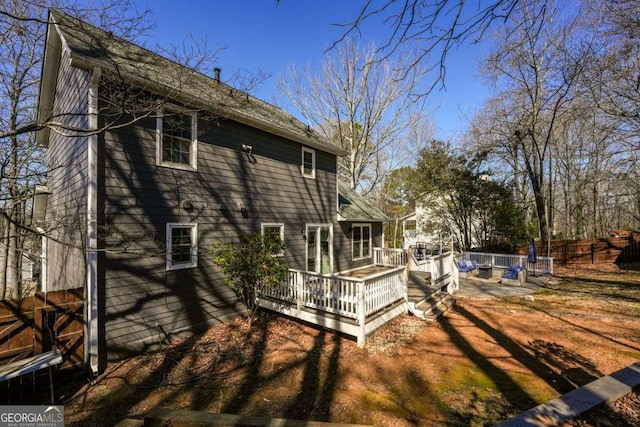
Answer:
[53, 266, 640, 426]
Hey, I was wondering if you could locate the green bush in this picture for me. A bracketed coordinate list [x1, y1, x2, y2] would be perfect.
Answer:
[212, 233, 288, 320]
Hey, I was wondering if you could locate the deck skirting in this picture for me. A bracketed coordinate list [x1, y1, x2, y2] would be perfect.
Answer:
[259, 298, 407, 347]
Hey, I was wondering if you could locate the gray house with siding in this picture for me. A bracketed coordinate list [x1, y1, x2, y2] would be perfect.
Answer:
[37, 10, 388, 373]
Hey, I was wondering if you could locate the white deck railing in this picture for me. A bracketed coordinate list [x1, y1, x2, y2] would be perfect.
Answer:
[408, 249, 430, 272]
[259, 266, 406, 347]
[265, 267, 405, 320]
[363, 267, 406, 316]
[373, 247, 407, 267]
[430, 252, 459, 293]
[462, 252, 554, 274]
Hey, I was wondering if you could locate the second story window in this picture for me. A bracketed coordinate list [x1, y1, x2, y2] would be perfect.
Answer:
[157, 111, 197, 170]
[302, 147, 315, 178]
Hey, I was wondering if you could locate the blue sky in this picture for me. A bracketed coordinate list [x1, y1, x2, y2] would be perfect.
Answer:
[149, 0, 491, 142]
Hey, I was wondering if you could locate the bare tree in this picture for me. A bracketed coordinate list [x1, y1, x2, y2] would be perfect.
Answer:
[278, 38, 426, 194]
[336, 0, 545, 93]
[585, 0, 640, 140]
[473, 1, 589, 244]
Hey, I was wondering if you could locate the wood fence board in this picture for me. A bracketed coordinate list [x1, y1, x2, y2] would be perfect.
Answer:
[0, 346, 32, 360]
[0, 289, 84, 369]
[519, 234, 640, 265]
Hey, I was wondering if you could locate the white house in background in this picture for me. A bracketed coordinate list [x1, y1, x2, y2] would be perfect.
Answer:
[402, 194, 481, 253]
[0, 245, 35, 284]
[402, 195, 449, 253]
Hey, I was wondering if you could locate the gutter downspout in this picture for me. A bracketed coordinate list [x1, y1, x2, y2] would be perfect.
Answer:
[37, 227, 47, 292]
[86, 67, 100, 375]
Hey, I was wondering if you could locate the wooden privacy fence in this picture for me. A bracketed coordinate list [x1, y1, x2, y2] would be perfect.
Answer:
[535, 236, 640, 265]
[0, 288, 84, 370]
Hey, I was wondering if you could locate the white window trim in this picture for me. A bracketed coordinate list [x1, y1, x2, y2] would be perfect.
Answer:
[261, 223, 285, 256]
[156, 110, 198, 171]
[352, 223, 372, 261]
[166, 223, 198, 271]
[301, 147, 316, 179]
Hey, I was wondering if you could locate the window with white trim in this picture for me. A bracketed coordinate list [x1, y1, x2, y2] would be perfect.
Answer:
[261, 223, 285, 256]
[157, 111, 197, 170]
[166, 223, 198, 270]
[352, 224, 371, 260]
[302, 147, 315, 178]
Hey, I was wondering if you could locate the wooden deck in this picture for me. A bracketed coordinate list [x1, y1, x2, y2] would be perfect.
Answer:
[342, 265, 396, 278]
[259, 249, 459, 347]
[259, 265, 407, 347]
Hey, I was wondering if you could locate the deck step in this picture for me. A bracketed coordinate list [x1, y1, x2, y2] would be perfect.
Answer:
[407, 291, 454, 321]
[419, 295, 455, 321]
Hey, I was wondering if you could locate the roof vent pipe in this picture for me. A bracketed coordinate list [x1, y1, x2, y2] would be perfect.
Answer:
[214, 67, 221, 83]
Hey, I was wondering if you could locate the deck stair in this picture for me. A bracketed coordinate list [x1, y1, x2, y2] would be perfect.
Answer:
[406, 270, 454, 321]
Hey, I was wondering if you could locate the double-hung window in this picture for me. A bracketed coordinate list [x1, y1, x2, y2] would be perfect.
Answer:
[261, 223, 284, 256]
[157, 111, 197, 170]
[301, 147, 315, 178]
[352, 224, 371, 260]
[166, 223, 198, 270]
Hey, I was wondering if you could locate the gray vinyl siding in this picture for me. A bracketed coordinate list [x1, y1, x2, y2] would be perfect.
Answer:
[100, 113, 337, 358]
[45, 47, 89, 292]
[333, 221, 384, 272]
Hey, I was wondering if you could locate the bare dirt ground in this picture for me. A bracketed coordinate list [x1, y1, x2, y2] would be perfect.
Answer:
[36, 265, 640, 425]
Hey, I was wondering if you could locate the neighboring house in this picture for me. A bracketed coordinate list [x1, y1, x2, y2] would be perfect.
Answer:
[37, 10, 387, 373]
[0, 245, 35, 285]
[402, 196, 450, 252]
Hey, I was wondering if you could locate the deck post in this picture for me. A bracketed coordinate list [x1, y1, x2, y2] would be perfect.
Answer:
[429, 257, 435, 287]
[296, 271, 303, 315]
[356, 281, 366, 348]
[450, 251, 459, 293]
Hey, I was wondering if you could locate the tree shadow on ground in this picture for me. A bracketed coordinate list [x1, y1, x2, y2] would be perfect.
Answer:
[54, 332, 211, 426]
[282, 329, 341, 421]
[446, 305, 575, 397]
[507, 298, 640, 354]
[217, 314, 342, 422]
[25, 312, 344, 426]
[552, 274, 640, 290]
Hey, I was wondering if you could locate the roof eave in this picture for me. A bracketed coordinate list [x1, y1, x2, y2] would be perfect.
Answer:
[340, 218, 390, 223]
[68, 53, 347, 157]
[36, 12, 63, 148]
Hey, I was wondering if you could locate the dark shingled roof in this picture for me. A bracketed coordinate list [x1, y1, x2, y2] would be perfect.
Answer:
[42, 9, 346, 156]
[338, 181, 389, 222]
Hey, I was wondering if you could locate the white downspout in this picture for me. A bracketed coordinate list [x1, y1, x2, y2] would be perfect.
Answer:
[86, 67, 101, 375]
[37, 227, 47, 292]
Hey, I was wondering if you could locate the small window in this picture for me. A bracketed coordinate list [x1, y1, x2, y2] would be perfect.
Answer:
[166, 223, 198, 270]
[262, 223, 284, 256]
[157, 111, 197, 170]
[352, 224, 371, 260]
[302, 147, 315, 178]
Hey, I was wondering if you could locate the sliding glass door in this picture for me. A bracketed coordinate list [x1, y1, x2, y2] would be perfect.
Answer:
[306, 225, 332, 274]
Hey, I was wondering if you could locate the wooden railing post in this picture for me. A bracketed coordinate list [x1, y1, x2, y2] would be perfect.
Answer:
[451, 252, 458, 292]
[357, 281, 366, 348]
[429, 257, 435, 287]
[296, 271, 303, 314]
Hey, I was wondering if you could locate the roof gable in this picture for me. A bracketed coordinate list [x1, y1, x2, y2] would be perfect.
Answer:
[338, 181, 389, 222]
[38, 10, 346, 156]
